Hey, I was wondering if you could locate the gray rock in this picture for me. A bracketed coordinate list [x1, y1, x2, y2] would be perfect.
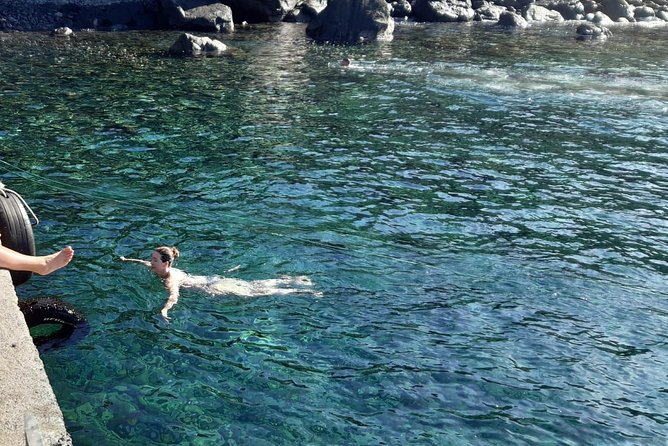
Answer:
[0, 0, 159, 31]
[160, 0, 234, 32]
[489, 0, 533, 10]
[498, 10, 528, 26]
[413, 0, 476, 22]
[221, 0, 300, 23]
[524, 4, 564, 21]
[169, 32, 227, 56]
[634, 5, 656, 20]
[658, 10, 668, 21]
[474, 1, 507, 21]
[284, 0, 327, 22]
[535, 0, 585, 20]
[582, 0, 599, 14]
[306, 0, 394, 43]
[591, 10, 615, 24]
[183, 3, 234, 32]
[599, 0, 635, 20]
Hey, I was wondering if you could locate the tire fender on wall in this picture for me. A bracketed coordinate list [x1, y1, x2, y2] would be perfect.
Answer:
[18, 298, 89, 352]
[0, 183, 38, 286]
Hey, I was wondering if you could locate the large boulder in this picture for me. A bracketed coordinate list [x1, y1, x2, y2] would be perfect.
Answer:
[306, 0, 394, 43]
[634, 5, 657, 20]
[524, 4, 565, 21]
[218, 0, 300, 22]
[487, 0, 534, 10]
[474, 1, 507, 20]
[534, 0, 585, 19]
[582, 0, 599, 14]
[589, 10, 615, 24]
[412, 0, 476, 22]
[498, 10, 529, 26]
[390, 0, 413, 17]
[159, 0, 234, 32]
[0, 0, 162, 31]
[284, 0, 328, 22]
[599, 0, 635, 20]
[169, 33, 227, 56]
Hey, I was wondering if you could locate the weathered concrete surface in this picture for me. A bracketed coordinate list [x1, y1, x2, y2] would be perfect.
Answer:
[0, 270, 71, 446]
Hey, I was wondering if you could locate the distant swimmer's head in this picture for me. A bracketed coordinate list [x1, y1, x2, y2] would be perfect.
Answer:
[340, 58, 351, 67]
[151, 246, 180, 276]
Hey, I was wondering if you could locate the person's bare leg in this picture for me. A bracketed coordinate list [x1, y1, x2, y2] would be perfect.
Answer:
[0, 245, 74, 275]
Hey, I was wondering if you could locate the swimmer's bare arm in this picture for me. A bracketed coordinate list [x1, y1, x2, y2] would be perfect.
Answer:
[160, 275, 180, 321]
[119, 256, 151, 267]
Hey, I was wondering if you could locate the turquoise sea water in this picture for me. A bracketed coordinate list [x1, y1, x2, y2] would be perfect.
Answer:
[1, 22, 667, 445]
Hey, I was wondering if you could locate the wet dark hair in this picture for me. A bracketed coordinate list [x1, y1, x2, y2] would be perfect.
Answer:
[155, 246, 180, 264]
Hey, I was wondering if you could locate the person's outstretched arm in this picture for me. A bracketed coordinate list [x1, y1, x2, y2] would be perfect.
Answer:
[161, 278, 180, 321]
[119, 256, 150, 267]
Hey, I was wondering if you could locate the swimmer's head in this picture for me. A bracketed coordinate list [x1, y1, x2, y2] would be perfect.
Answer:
[340, 58, 351, 67]
[151, 246, 180, 275]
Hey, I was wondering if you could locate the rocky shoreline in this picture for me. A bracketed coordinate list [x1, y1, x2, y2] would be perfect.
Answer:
[1, 0, 667, 43]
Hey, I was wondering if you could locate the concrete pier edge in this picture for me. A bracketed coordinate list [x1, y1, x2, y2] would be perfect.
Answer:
[0, 269, 72, 446]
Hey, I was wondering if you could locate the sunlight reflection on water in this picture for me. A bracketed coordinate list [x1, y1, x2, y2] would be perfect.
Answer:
[1, 23, 667, 445]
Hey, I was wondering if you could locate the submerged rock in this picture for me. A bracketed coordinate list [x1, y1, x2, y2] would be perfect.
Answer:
[52, 26, 74, 37]
[576, 22, 612, 39]
[168, 33, 227, 56]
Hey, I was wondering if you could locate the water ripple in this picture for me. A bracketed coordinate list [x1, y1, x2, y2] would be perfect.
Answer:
[2, 24, 668, 445]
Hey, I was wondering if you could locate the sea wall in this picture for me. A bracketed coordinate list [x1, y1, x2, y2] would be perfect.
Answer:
[0, 269, 71, 446]
[0, 0, 666, 32]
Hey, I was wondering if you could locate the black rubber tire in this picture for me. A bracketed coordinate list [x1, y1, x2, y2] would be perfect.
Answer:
[19, 297, 86, 328]
[18, 298, 89, 352]
[0, 190, 36, 286]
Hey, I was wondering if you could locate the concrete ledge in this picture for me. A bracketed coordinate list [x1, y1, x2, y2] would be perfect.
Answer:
[0, 270, 71, 446]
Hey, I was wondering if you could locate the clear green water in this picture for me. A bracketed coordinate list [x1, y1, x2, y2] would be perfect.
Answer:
[1, 22, 667, 445]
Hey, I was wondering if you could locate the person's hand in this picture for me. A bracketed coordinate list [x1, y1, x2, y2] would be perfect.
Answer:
[119, 256, 127, 261]
[161, 308, 171, 322]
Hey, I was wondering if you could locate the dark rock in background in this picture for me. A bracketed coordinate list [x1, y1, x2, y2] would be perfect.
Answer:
[159, 0, 234, 32]
[412, 0, 476, 22]
[306, 0, 394, 43]
[0, 0, 160, 31]
[0, 0, 666, 36]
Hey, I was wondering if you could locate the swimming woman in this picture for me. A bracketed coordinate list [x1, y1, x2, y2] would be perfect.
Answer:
[120, 246, 319, 320]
